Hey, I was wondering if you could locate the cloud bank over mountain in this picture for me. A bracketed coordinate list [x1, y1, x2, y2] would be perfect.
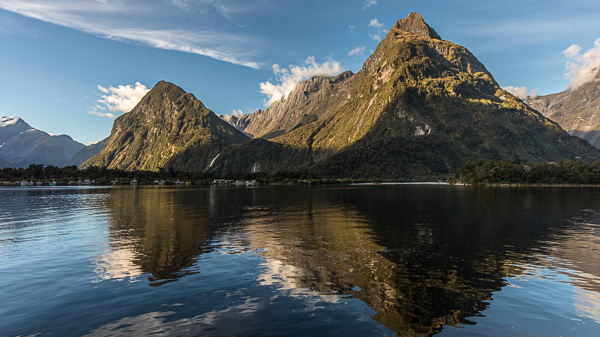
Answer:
[259, 57, 343, 105]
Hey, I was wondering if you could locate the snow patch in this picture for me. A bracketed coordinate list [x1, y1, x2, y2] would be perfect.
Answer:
[0, 116, 20, 127]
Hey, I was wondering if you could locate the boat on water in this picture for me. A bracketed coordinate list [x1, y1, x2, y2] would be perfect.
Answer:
[130, 178, 138, 185]
[49, 180, 56, 186]
[20, 181, 27, 186]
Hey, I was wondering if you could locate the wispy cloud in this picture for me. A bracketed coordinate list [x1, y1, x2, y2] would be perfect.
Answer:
[363, 0, 378, 9]
[503, 86, 538, 100]
[259, 56, 343, 106]
[167, 0, 271, 28]
[368, 18, 385, 41]
[106, 28, 261, 69]
[563, 38, 600, 90]
[348, 46, 366, 57]
[368, 18, 384, 29]
[88, 110, 117, 119]
[0, 0, 262, 68]
[88, 82, 149, 118]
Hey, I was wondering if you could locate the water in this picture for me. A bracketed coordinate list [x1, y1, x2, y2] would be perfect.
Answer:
[1, 185, 600, 336]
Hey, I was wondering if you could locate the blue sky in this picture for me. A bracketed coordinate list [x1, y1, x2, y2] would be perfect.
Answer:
[0, 0, 599, 144]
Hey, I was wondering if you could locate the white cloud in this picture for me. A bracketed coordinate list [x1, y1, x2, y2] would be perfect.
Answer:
[363, 0, 378, 9]
[504, 86, 539, 100]
[89, 82, 149, 118]
[369, 33, 382, 41]
[368, 18, 385, 41]
[531, 88, 539, 99]
[231, 109, 244, 117]
[88, 110, 117, 118]
[0, 0, 262, 69]
[563, 44, 582, 59]
[259, 56, 343, 106]
[348, 46, 366, 57]
[563, 38, 600, 90]
[368, 18, 384, 29]
[348, 25, 356, 33]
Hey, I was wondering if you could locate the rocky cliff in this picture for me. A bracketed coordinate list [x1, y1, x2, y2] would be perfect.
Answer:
[528, 74, 600, 149]
[241, 71, 354, 139]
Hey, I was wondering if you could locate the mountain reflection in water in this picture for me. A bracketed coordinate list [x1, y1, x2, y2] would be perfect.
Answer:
[2, 185, 600, 336]
[93, 185, 600, 336]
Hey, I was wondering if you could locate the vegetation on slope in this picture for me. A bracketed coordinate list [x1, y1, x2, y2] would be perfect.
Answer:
[209, 13, 599, 179]
[80, 14, 600, 180]
[82, 81, 249, 172]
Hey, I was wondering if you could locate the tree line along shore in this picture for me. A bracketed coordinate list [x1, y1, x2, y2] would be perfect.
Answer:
[3, 159, 600, 186]
[450, 158, 600, 185]
[0, 164, 346, 186]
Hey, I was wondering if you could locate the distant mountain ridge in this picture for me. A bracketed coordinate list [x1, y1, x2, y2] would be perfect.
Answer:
[220, 114, 253, 134]
[241, 71, 355, 139]
[527, 74, 600, 149]
[69, 137, 109, 166]
[0, 116, 84, 168]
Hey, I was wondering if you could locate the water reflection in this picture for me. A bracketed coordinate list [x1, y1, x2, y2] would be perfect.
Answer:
[98, 185, 600, 336]
[100, 186, 218, 285]
[93, 246, 142, 282]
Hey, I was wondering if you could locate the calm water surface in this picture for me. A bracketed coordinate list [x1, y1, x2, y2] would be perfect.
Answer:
[1, 184, 600, 336]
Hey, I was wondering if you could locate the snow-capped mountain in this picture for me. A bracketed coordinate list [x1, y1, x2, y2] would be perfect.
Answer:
[0, 116, 84, 168]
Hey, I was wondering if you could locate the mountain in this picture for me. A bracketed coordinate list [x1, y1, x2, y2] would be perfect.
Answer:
[527, 75, 600, 149]
[241, 71, 354, 139]
[220, 113, 253, 134]
[211, 12, 599, 179]
[82, 81, 250, 171]
[69, 137, 109, 166]
[0, 116, 85, 168]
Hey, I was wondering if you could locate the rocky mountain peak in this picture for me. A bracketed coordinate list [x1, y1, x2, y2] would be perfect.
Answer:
[392, 12, 441, 40]
[83, 81, 249, 171]
[0, 116, 28, 128]
[239, 70, 355, 139]
[0, 116, 84, 167]
[134, 81, 188, 109]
